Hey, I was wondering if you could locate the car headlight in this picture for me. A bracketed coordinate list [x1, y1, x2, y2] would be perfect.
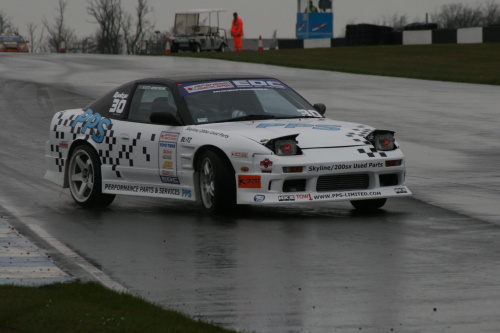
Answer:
[275, 140, 297, 156]
[265, 135, 301, 156]
[366, 130, 396, 151]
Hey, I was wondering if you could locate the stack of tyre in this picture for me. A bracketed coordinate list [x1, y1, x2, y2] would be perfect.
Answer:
[345, 24, 394, 46]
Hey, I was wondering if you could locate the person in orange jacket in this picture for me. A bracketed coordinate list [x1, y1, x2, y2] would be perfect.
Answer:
[231, 12, 244, 52]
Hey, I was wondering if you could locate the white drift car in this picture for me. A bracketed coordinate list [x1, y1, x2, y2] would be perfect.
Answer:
[45, 74, 411, 213]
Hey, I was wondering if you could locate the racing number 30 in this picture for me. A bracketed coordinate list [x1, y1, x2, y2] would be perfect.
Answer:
[109, 98, 127, 114]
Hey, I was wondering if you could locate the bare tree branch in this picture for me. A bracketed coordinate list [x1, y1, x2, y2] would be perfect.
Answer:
[432, 3, 484, 29]
[25, 22, 45, 53]
[123, 0, 153, 55]
[87, 0, 124, 54]
[42, 0, 75, 52]
[0, 10, 18, 33]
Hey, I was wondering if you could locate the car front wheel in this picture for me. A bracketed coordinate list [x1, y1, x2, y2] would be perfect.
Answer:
[350, 198, 387, 211]
[67, 145, 115, 208]
[198, 150, 236, 214]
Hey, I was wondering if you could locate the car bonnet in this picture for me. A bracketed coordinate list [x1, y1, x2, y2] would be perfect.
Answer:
[200, 118, 375, 149]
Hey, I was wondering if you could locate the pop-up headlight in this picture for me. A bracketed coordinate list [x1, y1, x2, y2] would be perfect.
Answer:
[275, 140, 297, 156]
[366, 130, 396, 151]
[265, 134, 301, 156]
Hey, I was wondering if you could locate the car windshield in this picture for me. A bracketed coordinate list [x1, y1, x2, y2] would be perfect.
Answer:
[178, 79, 322, 124]
[0, 36, 24, 43]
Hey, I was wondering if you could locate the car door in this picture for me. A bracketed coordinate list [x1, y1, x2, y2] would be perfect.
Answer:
[115, 83, 181, 186]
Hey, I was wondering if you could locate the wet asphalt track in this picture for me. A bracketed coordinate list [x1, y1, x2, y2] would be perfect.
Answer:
[1, 53, 500, 332]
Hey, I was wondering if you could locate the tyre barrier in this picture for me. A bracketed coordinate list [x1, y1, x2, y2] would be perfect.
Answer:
[277, 25, 500, 49]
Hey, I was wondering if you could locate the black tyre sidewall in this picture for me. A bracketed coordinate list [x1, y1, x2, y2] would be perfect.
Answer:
[350, 198, 387, 211]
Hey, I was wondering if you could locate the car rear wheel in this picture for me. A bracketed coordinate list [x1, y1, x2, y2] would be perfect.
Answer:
[67, 145, 115, 208]
[350, 198, 387, 211]
[199, 150, 236, 214]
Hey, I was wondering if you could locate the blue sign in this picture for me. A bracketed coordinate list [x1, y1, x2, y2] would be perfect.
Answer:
[296, 13, 333, 39]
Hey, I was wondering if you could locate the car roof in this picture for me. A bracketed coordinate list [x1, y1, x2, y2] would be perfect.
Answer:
[134, 73, 278, 85]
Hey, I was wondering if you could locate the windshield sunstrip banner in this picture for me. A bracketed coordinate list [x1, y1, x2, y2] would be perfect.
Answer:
[178, 79, 287, 96]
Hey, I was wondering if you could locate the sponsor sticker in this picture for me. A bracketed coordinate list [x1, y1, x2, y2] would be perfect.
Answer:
[238, 175, 261, 188]
[138, 85, 167, 91]
[160, 176, 180, 184]
[183, 81, 234, 94]
[254, 195, 266, 202]
[278, 195, 295, 202]
[295, 194, 313, 201]
[160, 132, 179, 142]
[395, 187, 408, 194]
[231, 152, 248, 158]
[162, 161, 173, 169]
[104, 183, 181, 196]
[260, 158, 273, 173]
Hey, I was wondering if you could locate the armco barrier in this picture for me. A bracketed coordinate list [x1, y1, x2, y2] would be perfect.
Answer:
[403, 30, 432, 45]
[304, 38, 331, 49]
[484, 26, 500, 42]
[432, 29, 457, 44]
[457, 27, 483, 44]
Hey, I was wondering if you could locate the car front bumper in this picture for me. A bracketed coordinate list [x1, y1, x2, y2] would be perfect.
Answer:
[234, 145, 411, 205]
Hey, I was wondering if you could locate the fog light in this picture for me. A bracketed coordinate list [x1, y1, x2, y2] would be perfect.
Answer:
[385, 160, 402, 167]
[283, 166, 303, 173]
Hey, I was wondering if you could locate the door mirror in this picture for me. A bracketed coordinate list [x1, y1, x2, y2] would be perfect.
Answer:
[313, 103, 326, 116]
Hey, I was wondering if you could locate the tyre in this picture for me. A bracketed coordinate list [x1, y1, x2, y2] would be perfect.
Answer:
[350, 198, 387, 211]
[198, 150, 236, 214]
[219, 43, 228, 52]
[67, 145, 115, 208]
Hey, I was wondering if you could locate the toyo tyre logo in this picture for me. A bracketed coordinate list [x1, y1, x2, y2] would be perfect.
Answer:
[71, 109, 111, 143]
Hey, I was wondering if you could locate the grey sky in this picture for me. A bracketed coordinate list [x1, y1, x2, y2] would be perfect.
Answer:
[2, 0, 491, 40]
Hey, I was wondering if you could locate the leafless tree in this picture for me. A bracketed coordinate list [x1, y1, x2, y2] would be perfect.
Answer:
[123, 0, 153, 55]
[482, 0, 500, 25]
[42, 0, 75, 52]
[25, 22, 44, 53]
[87, 0, 124, 54]
[374, 12, 410, 30]
[0, 10, 18, 33]
[432, 3, 484, 29]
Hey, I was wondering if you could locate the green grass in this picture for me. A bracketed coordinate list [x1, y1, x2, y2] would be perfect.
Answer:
[0, 281, 238, 333]
[171, 43, 500, 85]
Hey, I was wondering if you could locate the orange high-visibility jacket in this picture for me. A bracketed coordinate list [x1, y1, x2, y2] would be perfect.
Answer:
[231, 17, 244, 37]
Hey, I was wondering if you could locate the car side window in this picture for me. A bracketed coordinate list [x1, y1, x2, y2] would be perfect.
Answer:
[84, 82, 134, 119]
[128, 84, 178, 123]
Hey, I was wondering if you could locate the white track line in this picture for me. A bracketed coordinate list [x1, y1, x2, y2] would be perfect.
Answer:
[28, 224, 128, 293]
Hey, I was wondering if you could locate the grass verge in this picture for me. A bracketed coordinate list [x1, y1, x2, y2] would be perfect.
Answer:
[171, 43, 500, 86]
[0, 281, 237, 333]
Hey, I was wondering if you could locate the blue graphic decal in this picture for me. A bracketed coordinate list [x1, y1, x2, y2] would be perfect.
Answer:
[257, 123, 341, 131]
[71, 109, 111, 143]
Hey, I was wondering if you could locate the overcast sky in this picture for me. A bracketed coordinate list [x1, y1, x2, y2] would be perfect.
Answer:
[2, 0, 491, 40]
